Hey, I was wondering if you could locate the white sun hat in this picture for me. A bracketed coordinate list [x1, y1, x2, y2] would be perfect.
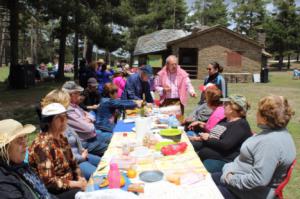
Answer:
[42, 103, 67, 117]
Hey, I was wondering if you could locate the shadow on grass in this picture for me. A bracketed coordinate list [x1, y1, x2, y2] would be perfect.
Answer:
[0, 80, 67, 125]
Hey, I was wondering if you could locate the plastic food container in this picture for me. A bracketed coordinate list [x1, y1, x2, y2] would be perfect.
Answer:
[159, 129, 182, 142]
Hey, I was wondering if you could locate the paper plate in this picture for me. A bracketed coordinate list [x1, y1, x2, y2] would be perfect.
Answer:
[139, 170, 164, 183]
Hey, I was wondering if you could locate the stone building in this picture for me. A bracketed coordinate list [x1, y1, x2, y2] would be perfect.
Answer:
[134, 25, 271, 81]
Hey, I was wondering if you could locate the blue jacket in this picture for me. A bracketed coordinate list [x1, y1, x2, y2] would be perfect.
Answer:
[95, 98, 137, 132]
[121, 73, 153, 103]
[199, 73, 227, 104]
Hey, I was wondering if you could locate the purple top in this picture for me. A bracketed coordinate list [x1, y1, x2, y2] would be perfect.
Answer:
[67, 103, 96, 140]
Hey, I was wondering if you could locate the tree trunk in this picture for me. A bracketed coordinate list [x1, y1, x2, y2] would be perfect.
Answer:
[105, 49, 109, 64]
[129, 51, 134, 67]
[73, 31, 79, 80]
[57, 15, 67, 80]
[0, 25, 5, 67]
[287, 54, 291, 69]
[30, 22, 38, 64]
[297, 51, 299, 62]
[85, 39, 93, 63]
[8, 0, 19, 88]
[278, 53, 283, 71]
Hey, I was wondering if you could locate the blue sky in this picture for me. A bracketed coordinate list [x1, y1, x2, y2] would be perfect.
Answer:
[186, 0, 300, 29]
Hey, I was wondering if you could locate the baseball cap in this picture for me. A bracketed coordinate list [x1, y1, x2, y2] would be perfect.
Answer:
[87, 78, 98, 87]
[62, 81, 84, 93]
[140, 65, 153, 76]
[42, 103, 67, 117]
[221, 94, 249, 112]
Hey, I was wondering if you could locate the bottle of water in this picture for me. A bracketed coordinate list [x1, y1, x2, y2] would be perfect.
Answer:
[108, 163, 121, 189]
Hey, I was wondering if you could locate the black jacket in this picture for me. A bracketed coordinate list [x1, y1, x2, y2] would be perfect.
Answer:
[198, 118, 252, 162]
[0, 162, 55, 199]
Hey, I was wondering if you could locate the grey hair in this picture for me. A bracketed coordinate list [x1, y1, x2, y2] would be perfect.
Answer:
[0, 144, 10, 165]
[166, 55, 178, 64]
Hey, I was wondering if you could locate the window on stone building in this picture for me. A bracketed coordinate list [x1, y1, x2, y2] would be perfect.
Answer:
[227, 51, 242, 67]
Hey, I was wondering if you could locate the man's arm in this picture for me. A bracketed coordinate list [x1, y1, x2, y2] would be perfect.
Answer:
[154, 75, 164, 96]
[186, 77, 196, 97]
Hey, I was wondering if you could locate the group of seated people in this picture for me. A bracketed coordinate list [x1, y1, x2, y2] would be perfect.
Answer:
[0, 58, 297, 199]
[185, 84, 296, 199]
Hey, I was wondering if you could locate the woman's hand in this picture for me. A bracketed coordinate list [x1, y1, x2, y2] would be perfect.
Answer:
[198, 121, 206, 128]
[188, 121, 200, 130]
[81, 149, 88, 160]
[78, 177, 87, 191]
[188, 136, 202, 141]
[134, 100, 143, 108]
[87, 104, 99, 110]
[199, 133, 209, 141]
[69, 178, 87, 190]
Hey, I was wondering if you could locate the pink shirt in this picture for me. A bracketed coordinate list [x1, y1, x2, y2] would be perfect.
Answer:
[155, 72, 195, 99]
[113, 76, 126, 98]
[205, 106, 225, 132]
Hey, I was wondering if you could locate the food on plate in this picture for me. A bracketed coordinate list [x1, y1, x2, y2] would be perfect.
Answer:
[99, 176, 126, 188]
[120, 176, 126, 187]
[161, 142, 188, 156]
[166, 172, 206, 185]
[99, 177, 109, 188]
[166, 174, 180, 185]
[126, 109, 138, 116]
[127, 169, 137, 178]
[128, 183, 145, 193]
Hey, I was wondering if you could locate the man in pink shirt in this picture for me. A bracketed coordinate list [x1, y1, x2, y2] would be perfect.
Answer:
[154, 55, 197, 114]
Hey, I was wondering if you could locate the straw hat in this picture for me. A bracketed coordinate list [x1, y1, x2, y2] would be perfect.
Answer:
[97, 59, 105, 64]
[0, 119, 36, 148]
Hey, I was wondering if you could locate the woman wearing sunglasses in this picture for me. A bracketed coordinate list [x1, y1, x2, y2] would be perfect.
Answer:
[199, 62, 227, 105]
[29, 103, 87, 199]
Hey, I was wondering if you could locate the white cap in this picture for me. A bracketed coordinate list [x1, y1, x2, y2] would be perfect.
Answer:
[42, 103, 67, 117]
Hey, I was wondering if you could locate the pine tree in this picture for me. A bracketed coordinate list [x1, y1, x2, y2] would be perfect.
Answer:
[188, 0, 229, 27]
[264, 0, 297, 70]
[231, 0, 269, 38]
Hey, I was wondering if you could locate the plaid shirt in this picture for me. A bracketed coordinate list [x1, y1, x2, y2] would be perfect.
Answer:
[29, 133, 81, 192]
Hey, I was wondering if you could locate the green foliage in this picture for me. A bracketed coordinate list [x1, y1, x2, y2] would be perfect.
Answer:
[264, 0, 298, 69]
[187, 0, 229, 27]
[231, 0, 269, 38]
[121, 0, 187, 61]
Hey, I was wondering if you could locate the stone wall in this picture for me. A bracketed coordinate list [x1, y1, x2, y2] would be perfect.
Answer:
[171, 29, 262, 79]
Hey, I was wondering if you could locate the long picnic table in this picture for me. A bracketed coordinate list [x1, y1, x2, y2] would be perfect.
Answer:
[88, 120, 224, 199]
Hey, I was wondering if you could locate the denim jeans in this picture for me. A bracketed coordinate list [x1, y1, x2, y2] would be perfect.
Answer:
[203, 159, 227, 173]
[82, 132, 112, 157]
[79, 154, 101, 180]
[211, 172, 237, 199]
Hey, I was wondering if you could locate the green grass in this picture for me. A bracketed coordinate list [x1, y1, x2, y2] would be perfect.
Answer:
[187, 71, 300, 199]
[0, 66, 9, 82]
[0, 67, 300, 198]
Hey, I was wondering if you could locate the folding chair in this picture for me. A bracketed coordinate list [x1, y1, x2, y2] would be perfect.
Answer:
[275, 159, 297, 199]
